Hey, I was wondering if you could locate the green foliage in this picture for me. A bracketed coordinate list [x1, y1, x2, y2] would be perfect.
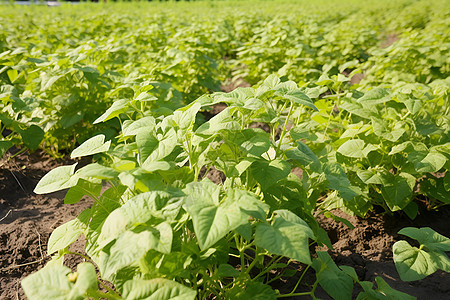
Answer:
[24, 74, 435, 299]
[393, 227, 450, 282]
[7, 0, 448, 298]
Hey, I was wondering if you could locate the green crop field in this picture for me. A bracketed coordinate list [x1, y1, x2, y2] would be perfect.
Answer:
[0, 0, 449, 299]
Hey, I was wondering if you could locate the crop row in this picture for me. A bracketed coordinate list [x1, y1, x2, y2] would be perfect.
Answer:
[1, 0, 448, 157]
[0, 0, 448, 299]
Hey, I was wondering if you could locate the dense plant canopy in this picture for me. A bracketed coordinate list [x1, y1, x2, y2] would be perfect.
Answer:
[0, 0, 448, 299]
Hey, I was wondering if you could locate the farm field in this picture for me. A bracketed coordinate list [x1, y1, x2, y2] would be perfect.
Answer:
[0, 0, 449, 299]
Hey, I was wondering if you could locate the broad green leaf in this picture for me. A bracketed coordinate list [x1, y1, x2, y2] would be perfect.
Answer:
[402, 97, 423, 115]
[172, 102, 201, 131]
[380, 172, 416, 211]
[75, 163, 119, 180]
[371, 117, 405, 142]
[358, 88, 391, 107]
[93, 99, 129, 124]
[232, 128, 270, 157]
[312, 252, 353, 300]
[122, 278, 196, 300]
[356, 277, 416, 300]
[22, 263, 72, 300]
[357, 168, 386, 185]
[0, 140, 13, 157]
[421, 177, 450, 204]
[337, 139, 366, 158]
[261, 74, 281, 88]
[412, 152, 446, 173]
[136, 131, 159, 165]
[65, 178, 102, 204]
[138, 128, 177, 166]
[195, 107, 240, 136]
[414, 118, 441, 135]
[67, 263, 98, 299]
[142, 161, 173, 173]
[142, 250, 193, 279]
[393, 240, 443, 281]
[389, 141, 427, 155]
[316, 74, 333, 86]
[374, 277, 416, 300]
[284, 141, 321, 172]
[217, 264, 240, 278]
[250, 159, 291, 190]
[7, 69, 18, 82]
[41, 74, 62, 91]
[255, 210, 314, 264]
[47, 219, 82, 255]
[34, 163, 78, 194]
[18, 125, 44, 150]
[340, 100, 375, 119]
[47, 209, 90, 255]
[98, 191, 180, 247]
[184, 182, 265, 250]
[70, 135, 111, 159]
[235, 223, 252, 241]
[122, 116, 156, 137]
[103, 223, 173, 280]
[278, 89, 317, 110]
[87, 185, 125, 232]
[324, 162, 361, 201]
[398, 227, 450, 253]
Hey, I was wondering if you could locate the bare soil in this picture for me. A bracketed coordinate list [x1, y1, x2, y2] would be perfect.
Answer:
[1, 150, 448, 299]
[0, 150, 92, 300]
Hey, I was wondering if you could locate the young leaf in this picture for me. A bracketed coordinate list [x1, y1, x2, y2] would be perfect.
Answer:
[18, 125, 44, 151]
[68, 263, 98, 299]
[393, 240, 442, 281]
[70, 135, 111, 159]
[34, 163, 78, 194]
[217, 264, 240, 278]
[374, 277, 416, 300]
[103, 223, 173, 280]
[255, 210, 314, 264]
[393, 227, 450, 281]
[337, 139, 366, 158]
[380, 172, 416, 211]
[0, 140, 13, 157]
[65, 178, 102, 204]
[122, 116, 156, 137]
[398, 227, 450, 252]
[22, 262, 97, 300]
[47, 219, 82, 255]
[357, 88, 391, 107]
[183, 182, 263, 250]
[250, 159, 291, 190]
[93, 99, 129, 124]
[312, 252, 353, 300]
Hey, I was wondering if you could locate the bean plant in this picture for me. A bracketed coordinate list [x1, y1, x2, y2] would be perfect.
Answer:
[23, 76, 431, 300]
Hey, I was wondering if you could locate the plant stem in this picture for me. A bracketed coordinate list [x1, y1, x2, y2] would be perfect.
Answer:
[290, 264, 310, 294]
[277, 291, 312, 298]
[275, 102, 294, 155]
[8, 147, 27, 160]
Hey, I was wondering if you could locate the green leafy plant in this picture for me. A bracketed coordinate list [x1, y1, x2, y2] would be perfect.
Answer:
[393, 227, 450, 282]
[23, 75, 417, 299]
